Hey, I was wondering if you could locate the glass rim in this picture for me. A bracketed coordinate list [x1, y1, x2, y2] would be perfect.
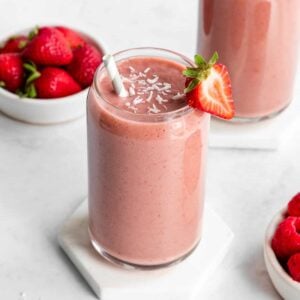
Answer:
[92, 47, 196, 123]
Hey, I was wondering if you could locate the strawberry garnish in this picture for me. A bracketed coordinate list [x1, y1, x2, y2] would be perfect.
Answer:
[0, 53, 24, 92]
[67, 43, 102, 87]
[183, 52, 235, 120]
[55, 26, 85, 49]
[22, 27, 73, 66]
[0, 35, 28, 54]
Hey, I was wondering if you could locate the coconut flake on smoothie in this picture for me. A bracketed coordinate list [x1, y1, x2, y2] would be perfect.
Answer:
[98, 56, 187, 114]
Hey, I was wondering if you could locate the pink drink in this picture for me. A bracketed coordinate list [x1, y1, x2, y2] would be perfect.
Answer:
[198, 0, 300, 120]
[87, 48, 210, 268]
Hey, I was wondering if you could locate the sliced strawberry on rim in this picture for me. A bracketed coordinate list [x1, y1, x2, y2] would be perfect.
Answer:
[183, 52, 235, 120]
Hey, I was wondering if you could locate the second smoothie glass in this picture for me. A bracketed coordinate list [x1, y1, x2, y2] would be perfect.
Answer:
[87, 48, 210, 269]
[198, 0, 300, 121]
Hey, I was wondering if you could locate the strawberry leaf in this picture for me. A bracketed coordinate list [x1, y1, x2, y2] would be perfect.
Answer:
[23, 62, 41, 85]
[183, 51, 218, 94]
[208, 51, 219, 66]
[25, 83, 37, 98]
[18, 40, 28, 49]
[28, 26, 39, 40]
[194, 54, 206, 67]
[23, 62, 37, 73]
[26, 71, 41, 84]
[184, 78, 200, 94]
[182, 69, 200, 78]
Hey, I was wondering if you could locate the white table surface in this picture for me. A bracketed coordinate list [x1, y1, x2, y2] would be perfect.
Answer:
[0, 0, 300, 299]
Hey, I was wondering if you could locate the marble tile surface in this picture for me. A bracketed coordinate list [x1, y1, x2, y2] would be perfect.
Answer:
[0, 0, 300, 299]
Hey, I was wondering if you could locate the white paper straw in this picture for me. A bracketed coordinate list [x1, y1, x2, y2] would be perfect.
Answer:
[103, 54, 128, 97]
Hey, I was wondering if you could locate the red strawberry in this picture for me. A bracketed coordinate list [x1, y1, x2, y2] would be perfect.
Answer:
[32, 67, 81, 99]
[288, 253, 300, 282]
[183, 52, 235, 119]
[0, 35, 28, 54]
[288, 193, 300, 217]
[22, 27, 73, 66]
[55, 26, 85, 49]
[0, 53, 24, 92]
[271, 216, 300, 261]
[67, 43, 102, 87]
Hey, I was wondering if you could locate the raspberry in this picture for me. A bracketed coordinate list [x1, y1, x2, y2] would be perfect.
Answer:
[288, 193, 300, 217]
[271, 216, 300, 261]
[288, 253, 300, 282]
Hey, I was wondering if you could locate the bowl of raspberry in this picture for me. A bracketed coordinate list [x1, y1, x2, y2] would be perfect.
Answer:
[0, 25, 107, 124]
[264, 193, 300, 300]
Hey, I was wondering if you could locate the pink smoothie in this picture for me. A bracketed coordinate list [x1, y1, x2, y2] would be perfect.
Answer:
[87, 51, 210, 267]
[198, 0, 300, 119]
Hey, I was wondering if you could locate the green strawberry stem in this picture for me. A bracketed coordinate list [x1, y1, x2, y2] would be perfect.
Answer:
[18, 40, 28, 49]
[26, 84, 37, 98]
[183, 51, 219, 93]
[23, 62, 40, 98]
[28, 26, 39, 40]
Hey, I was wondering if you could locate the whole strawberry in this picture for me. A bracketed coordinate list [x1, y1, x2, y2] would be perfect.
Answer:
[288, 193, 300, 217]
[271, 216, 300, 261]
[55, 26, 85, 49]
[0, 53, 24, 92]
[288, 253, 300, 282]
[0, 35, 28, 54]
[23, 27, 73, 66]
[33, 67, 81, 98]
[67, 43, 102, 87]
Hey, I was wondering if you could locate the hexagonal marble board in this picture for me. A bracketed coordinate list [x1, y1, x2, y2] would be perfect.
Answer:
[209, 101, 299, 150]
[58, 200, 233, 300]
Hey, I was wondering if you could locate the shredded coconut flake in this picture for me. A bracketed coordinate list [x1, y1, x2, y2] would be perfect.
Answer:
[129, 66, 135, 73]
[129, 106, 138, 113]
[129, 74, 139, 81]
[146, 75, 159, 84]
[129, 86, 135, 96]
[159, 85, 171, 91]
[172, 92, 185, 100]
[146, 91, 153, 102]
[156, 94, 168, 105]
[144, 67, 150, 73]
[148, 103, 161, 114]
[133, 96, 144, 105]
[138, 80, 146, 85]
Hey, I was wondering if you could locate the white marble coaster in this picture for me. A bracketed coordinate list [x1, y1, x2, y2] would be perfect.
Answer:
[209, 102, 299, 150]
[58, 200, 233, 300]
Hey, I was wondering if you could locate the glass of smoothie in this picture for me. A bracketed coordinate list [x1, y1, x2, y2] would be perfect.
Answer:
[197, 0, 300, 121]
[87, 48, 210, 269]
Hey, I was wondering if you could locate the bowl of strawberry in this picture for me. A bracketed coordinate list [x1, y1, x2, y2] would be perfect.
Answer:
[0, 25, 106, 124]
[264, 193, 300, 300]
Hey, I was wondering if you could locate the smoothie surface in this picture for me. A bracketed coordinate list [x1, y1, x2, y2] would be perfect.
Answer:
[97, 56, 188, 114]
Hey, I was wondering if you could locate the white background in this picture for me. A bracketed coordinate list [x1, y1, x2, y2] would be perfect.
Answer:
[0, 0, 300, 299]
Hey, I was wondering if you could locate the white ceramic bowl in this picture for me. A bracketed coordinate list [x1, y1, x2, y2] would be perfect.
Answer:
[264, 208, 300, 300]
[0, 25, 108, 124]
